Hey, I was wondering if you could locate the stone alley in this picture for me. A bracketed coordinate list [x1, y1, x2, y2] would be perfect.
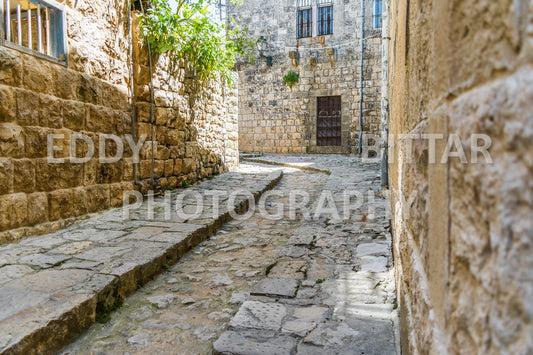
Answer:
[2, 0, 532, 352]
[64, 155, 397, 354]
[0, 155, 398, 354]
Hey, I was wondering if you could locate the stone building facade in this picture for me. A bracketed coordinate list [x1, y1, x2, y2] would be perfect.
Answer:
[229, 0, 383, 154]
[0, 0, 238, 244]
[387, 0, 533, 353]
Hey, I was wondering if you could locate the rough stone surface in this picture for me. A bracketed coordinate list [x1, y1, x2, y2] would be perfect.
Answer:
[58, 155, 398, 355]
[0, 164, 282, 354]
[0, 0, 239, 240]
[251, 278, 299, 298]
[388, 0, 533, 353]
[229, 0, 383, 154]
[229, 301, 288, 331]
[213, 330, 299, 355]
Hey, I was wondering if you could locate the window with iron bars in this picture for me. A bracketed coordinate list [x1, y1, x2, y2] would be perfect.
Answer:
[297, 0, 333, 39]
[318, 5, 333, 36]
[0, 0, 67, 64]
[297, 7, 312, 39]
[373, 0, 382, 29]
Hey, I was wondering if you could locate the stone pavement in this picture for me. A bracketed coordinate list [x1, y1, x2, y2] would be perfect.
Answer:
[59, 154, 399, 355]
[0, 164, 283, 354]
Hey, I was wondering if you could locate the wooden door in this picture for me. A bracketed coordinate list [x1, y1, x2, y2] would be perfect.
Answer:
[317, 96, 342, 146]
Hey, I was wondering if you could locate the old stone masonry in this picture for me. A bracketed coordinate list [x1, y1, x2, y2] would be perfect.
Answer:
[0, 155, 397, 354]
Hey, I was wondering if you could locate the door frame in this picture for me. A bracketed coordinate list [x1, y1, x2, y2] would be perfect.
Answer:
[308, 90, 352, 154]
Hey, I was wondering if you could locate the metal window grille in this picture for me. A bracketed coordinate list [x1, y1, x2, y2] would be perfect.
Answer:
[373, 0, 382, 29]
[1, 0, 67, 63]
[297, 8, 312, 39]
[318, 5, 333, 36]
[297, 0, 312, 7]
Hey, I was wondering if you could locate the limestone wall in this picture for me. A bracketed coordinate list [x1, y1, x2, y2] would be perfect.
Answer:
[132, 20, 239, 193]
[387, 0, 533, 353]
[0, 0, 238, 244]
[229, 0, 382, 154]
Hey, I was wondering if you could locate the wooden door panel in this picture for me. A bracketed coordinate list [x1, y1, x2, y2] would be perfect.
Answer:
[317, 96, 341, 146]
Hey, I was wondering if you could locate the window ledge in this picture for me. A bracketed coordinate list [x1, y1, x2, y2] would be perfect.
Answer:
[1, 40, 67, 66]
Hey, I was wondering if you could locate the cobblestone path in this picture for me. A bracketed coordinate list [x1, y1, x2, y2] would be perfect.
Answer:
[60, 154, 399, 355]
[0, 164, 282, 354]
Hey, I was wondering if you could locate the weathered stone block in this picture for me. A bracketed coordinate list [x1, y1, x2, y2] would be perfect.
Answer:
[251, 277, 299, 298]
[135, 102, 151, 123]
[139, 160, 151, 179]
[62, 100, 86, 131]
[173, 159, 184, 175]
[110, 182, 134, 207]
[213, 330, 298, 355]
[154, 146, 170, 160]
[123, 158, 134, 181]
[155, 107, 176, 126]
[183, 158, 196, 174]
[11, 193, 28, 229]
[39, 95, 64, 128]
[154, 160, 165, 178]
[229, 301, 288, 331]
[86, 105, 117, 134]
[86, 185, 110, 213]
[164, 160, 174, 177]
[137, 122, 152, 138]
[0, 123, 24, 158]
[27, 192, 48, 225]
[13, 159, 35, 193]
[15, 89, 40, 126]
[97, 161, 124, 184]
[48, 188, 87, 221]
[166, 129, 183, 146]
[154, 126, 168, 145]
[0, 158, 13, 195]
[23, 126, 48, 158]
[0, 195, 14, 230]
[22, 56, 53, 95]
[101, 83, 129, 111]
[54, 68, 80, 101]
[82, 158, 98, 186]
[35, 159, 83, 191]
[449, 0, 520, 93]
[0, 85, 16, 123]
[77, 73, 102, 104]
[0, 48, 22, 86]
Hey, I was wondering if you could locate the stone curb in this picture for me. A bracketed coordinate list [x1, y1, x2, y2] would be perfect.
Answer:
[0, 169, 283, 355]
[241, 158, 332, 175]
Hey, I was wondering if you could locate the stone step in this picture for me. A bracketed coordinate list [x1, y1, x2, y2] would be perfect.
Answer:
[0, 167, 283, 355]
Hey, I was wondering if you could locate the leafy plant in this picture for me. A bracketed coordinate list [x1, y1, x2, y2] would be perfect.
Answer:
[138, 0, 257, 86]
[283, 71, 300, 89]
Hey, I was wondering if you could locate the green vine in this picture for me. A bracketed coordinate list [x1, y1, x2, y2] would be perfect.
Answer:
[138, 0, 257, 86]
[283, 71, 300, 89]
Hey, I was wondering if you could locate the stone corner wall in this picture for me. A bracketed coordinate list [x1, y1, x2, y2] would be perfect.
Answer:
[131, 15, 239, 193]
[387, 0, 533, 353]
[0, 1, 238, 245]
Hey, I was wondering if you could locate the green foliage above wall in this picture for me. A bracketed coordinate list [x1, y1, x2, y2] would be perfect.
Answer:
[138, 0, 257, 86]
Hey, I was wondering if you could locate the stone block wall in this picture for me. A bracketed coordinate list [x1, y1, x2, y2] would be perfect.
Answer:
[387, 0, 533, 353]
[229, 0, 382, 154]
[0, 0, 238, 244]
[132, 20, 239, 193]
